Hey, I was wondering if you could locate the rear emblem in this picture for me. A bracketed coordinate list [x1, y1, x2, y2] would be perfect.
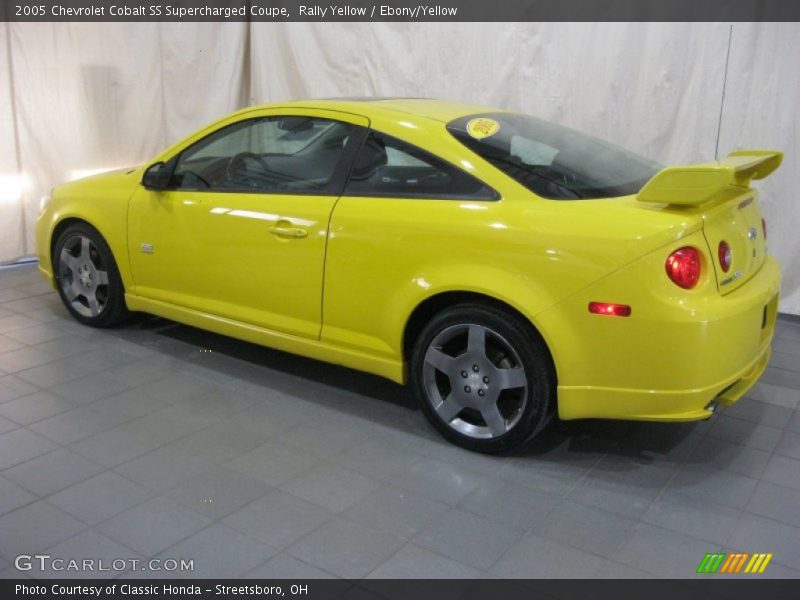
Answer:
[747, 227, 758, 240]
[721, 269, 743, 286]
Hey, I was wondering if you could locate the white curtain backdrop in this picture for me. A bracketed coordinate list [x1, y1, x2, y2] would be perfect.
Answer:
[1, 22, 798, 313]
[0, 22, 249, 261]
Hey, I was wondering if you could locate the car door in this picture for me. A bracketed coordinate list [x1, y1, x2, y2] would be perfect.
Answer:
[127, 109, 368, 339]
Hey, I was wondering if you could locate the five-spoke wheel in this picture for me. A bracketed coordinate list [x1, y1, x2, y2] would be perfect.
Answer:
[423, 324, 528, 439]
[411, 304, 555, 453]
[58, 235, 110, 317]
[53, 222, 128, 327]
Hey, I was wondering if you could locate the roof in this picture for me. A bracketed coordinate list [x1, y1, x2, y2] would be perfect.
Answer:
[249, 97, 504, 124]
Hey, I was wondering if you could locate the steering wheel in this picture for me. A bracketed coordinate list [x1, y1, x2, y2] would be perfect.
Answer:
[225, 152, 271, 184]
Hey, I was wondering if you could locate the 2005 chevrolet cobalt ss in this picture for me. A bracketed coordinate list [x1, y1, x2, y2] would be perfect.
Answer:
[36, 98, 782, 452]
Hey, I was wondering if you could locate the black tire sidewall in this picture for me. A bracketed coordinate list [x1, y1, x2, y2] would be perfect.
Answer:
[410, 304, 555, 454]
[52, 223, 128, 327]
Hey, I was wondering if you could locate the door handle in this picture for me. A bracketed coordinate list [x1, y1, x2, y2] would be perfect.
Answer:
[268, 225, 308, 239]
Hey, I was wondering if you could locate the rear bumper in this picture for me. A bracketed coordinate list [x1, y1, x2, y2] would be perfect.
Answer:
[542, 251, 781, 422]
[557, 341, 771, 421]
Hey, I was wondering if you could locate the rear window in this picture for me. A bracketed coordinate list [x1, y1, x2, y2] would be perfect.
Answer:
[447, 113, 662, 200]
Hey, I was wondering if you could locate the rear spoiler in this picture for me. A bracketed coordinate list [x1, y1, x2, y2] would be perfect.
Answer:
[637, 150, 783, 206]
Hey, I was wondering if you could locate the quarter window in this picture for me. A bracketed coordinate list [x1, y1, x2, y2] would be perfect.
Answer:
[344, 131, 497, 200]
[170, 116, 356, 194]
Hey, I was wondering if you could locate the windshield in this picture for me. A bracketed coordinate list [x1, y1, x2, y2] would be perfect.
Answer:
[447, 113, 662, 200]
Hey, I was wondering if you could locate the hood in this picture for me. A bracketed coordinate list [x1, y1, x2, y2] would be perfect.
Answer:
[53, 166, 142, 200]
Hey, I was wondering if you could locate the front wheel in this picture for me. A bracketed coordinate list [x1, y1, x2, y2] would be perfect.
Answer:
[52, 222, 129, 327]
[410, 304, 556, 453]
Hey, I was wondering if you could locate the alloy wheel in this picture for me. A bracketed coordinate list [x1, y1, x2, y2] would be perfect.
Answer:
[422, 323, 529, 440]
[58, 234, 110, 317]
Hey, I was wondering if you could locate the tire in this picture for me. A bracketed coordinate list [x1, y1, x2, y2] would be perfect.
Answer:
[52, 222, 129, 327]
[410, 304, 556, 453]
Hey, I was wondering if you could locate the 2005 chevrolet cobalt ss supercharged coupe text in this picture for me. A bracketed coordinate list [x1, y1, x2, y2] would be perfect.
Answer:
[35, 98, 782, 453]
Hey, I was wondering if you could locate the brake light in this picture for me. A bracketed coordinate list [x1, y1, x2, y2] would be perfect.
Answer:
[718, 240, 732, 273]
[588, 302, 631, 317]
[762, 217, 767, 240]
[665, 247, 701, 289]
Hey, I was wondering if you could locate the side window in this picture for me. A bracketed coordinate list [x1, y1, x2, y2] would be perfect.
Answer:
[170, 116, 356, 194]
[344, 131, 497, 200]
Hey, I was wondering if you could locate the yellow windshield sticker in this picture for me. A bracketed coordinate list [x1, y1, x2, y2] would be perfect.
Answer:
[466, 118, 500, 140]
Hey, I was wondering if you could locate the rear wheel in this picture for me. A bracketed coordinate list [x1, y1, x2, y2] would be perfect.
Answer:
[53, 223, 128, 327]
[410, 304, 555, 453]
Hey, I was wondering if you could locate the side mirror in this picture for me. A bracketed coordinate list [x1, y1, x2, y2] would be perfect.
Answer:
[141, 162, 171, 190]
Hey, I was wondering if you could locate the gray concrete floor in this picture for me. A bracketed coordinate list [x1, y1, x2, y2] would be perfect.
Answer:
[0, 262, 799, 580]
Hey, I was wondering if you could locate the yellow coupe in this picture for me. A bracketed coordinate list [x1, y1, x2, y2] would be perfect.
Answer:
[35, 99, 782, 452]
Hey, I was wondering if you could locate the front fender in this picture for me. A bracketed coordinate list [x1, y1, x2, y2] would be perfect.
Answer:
[35, 168, 140, 291]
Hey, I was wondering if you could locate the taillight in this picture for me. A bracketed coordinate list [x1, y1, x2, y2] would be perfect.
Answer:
[718, 240, 732, 273]
[665, 247, 701, 289]
[762, 217, 767, 240]
[588, 302, 632, 317]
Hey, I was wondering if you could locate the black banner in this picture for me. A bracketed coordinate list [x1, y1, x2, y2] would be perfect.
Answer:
[2, 0, 800, 22]
[4, 579, 800, 599]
